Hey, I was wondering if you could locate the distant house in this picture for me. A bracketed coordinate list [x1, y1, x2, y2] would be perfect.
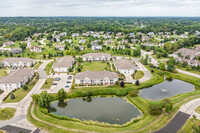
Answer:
[52, 56, 75, 72]
[82, 53, 111, 61]
[77, 45, 84, 51]
[129, 33, 135, 37]
[165, 32, 171, 35]
[0, 69, 34, 92]
[62, 39, 72, 43]
[55, 45, 65, 51]
[114, 59, 136, 75]
[158, 32, 164, 35]
[104, 40, 114, 45]
[91, 40, 101, 45]
[79, 40, 85, 44]
[92, 44, 102, 50]
[30, 46, 42, 52]
[72, 33, 79, 37]
[131, 39, 137, 43]
[59, 32, 67, 37]
[117, 45, 125, 49]
[179, 34, 188, 39]
[75, 70, 118, 85]
[11, 48, 22, 54]
[115, 35, 123, 39]
[118, 40, 128, 44]
[93, 33, 101, 38]
[1, 58, 35, 68]
[25, 37, 32, 42]
[82, 33, 89, 37]
[142, 36, 150, 42]
[147, 32, 154, 36]
[142, 43, 154, 47]
[27, 41, 32, 48]
[3, 41, 14, 47]
[53, 35, 60, 42]
[103, 35, 112, 39]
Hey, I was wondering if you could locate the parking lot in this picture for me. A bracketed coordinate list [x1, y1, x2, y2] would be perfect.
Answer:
[48, 73, 73, 93]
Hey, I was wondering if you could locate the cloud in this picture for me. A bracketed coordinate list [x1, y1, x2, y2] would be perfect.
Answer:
[0, 0, 200, 16]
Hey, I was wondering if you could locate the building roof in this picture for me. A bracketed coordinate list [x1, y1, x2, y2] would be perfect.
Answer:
[75, 70, 118, 80]
[30, 46, 41, 49]
[114, 59, 136, 69]
[1, 57, 35, 64]
[0, 69, 33, 84]
[53, 56, 75, 68]
[3, 41, 14, 46]
[82, 53, 111, 58]
[55, 45, 65, 49]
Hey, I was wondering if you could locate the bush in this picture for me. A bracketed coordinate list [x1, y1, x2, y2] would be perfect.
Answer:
[129, 90, 139, 97]
[10, 93, 15, 100]
[115, 81, 119, 85]
[120, 81, 125, 87]
[149, 103, 162, 115]
[166, 76, 173, 81]
[22, 85, 28, 90]
[57, 88, 66, 101]
[77, 68, 81, 72]
[135, 80, 140, 86]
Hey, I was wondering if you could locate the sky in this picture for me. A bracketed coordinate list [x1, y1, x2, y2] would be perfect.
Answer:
[0, 0, 200, 16]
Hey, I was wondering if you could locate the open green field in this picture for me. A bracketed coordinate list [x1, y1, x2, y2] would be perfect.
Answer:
[3, 74, 39, 103]
[41, 78, 54, 90]
[79, 61, 111, 72]
[0, 107, 16, 120]
[0, 69, 7, 79]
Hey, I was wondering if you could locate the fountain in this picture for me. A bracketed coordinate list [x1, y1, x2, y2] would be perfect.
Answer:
[158, 89, 168, 95]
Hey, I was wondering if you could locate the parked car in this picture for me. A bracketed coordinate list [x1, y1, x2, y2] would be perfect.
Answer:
[66, 81, 71, 83]
[67, 76, 73, 79]
[52, 83, 57, 85]
[65, 85, 70, 88]
[53, 73, 55, 75]
[55, 77, 61, 81]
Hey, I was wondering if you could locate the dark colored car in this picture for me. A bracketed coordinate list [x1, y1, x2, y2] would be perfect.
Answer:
[52, 83, 57, 85]
[55, 77, 61, 81]
[66, 81, 71, 83]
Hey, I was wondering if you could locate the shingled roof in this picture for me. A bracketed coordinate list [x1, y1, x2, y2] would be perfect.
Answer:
[82, 53, 111, 58]
[1, 57, 35, 63]
[53, 56, 75, 68]
[114, 59, 136, 69]
[75, 70, 118, 80]
[0, 69, 33, 84]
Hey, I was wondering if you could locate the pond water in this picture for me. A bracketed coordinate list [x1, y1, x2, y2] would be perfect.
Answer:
[50, 97, 142, 124]
[139, 79, 195, 100]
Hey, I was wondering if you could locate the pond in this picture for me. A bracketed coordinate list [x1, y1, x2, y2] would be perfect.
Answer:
[50, 97, 142, 124]
[139, 79, 195, 100]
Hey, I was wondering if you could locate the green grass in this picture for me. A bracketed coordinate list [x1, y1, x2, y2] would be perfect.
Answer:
[3, 74, 39, 103]
[177, 67, 200, 75]
[41, 78, 54, 89]
[133, 71, 144, 79]
[0, 107, 16, 120]
[195, 106, 200, 114]
[45, 61, 53, 75]
[0, 69, 7, 79]
[79, 62, 110, 72]
[179, 118, 200, 133]
[33, 61, 43, 69]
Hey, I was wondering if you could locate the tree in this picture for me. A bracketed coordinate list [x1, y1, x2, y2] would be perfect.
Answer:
[135, 80, 140, 86]
[77, 68, 81, 72]
[68, 68, 73, 72]
[129, 90, 139, 97]
[10, 93, 15, 100]
[57, 89, 66, 101]
[120, 81, 125, 87]
[22, 85, 28, 90]
[115, 81, 119, 85]
[38, 91, 52, 108]
[159, 62, 165, 71]
[186, 64, 191, 71]
[43, 54, 46, 59]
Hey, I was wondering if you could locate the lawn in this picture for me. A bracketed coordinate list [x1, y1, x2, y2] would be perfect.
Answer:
[45, 61, 53, 75]
[195, 106, 200, 114]
[3, 73, 39, 103]
[0, 69, 7, 79]
[0, 107, 16, 120]
[33, 61, 43, 69]
[179, 118, 200, 133]
[79, 61, 110, 72]
[177, 67, 200, 75]
[133, 71, 144, 79]
[41, 78, 54, 89]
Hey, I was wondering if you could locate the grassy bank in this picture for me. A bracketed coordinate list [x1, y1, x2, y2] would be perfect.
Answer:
[0, 107, 16, 120]
[45, 61, 53, 75]
[0, 69, 7, 79]
[179, 118, 200, 133]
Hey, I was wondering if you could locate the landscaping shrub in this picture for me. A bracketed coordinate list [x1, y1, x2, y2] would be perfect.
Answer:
[120, 81, 125, 87]
[115, 81, 119, 85]
[166, 76, 173, 81]
[135, 80, 140, 86]
[10, 93, 15, 100]
[148, 103, 163, 115]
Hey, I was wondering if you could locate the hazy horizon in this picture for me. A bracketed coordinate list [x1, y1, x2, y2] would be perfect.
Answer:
[0, 0, 200, 17]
